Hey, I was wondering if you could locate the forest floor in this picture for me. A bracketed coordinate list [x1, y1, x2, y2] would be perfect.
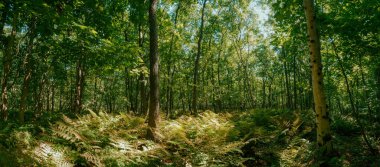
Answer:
[0, 109, 379, 167]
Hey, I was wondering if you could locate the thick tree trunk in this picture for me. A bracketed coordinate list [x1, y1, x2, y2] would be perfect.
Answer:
[303, 0, 332, 154]
[191, 0, 207, 114]
[147, 0, 160, 141]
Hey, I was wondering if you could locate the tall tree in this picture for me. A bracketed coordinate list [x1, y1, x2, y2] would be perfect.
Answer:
[1, 4, 17, 121]
[303, 0, 332, 154]
[147, 0, 159, 141]
[192, 0, 207, 114]
[19, 17, 37, 123]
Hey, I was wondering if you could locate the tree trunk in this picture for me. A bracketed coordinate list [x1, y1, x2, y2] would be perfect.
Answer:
[59, 85, 63, 112]
[51, 84, 55, 112]
[191, 0, 207, 114]
[124, 67, 130, 112]
[283, 47, 291, 109]
[262, 78, 266, 108]
[74, 55, 85, 113]
[19, 18, 37, 123]
[166, 1, 181, 117]
[35, 74, 46, 115]
[293, 52, 297, 109]
[331, 40, 377, 155]
[139, 73, 148, 115]
[303, 0, 332, 154]
[147, 0, 160, 141]
[1, 12, 17, 121]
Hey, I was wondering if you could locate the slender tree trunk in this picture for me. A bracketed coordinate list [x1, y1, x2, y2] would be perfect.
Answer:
[304, 0, 332, 154]
[0, 0, 9, 42]
[331, 40, 377, 155]
[358, 57, 373, 119]
[51, 84, 55, 112]
[19, 18, 37, 123]
[93, 76, 98, 111]
[262, 78, 266, 108]
[166, 1, 181, 117]
[268, 81, 272, 108]
[283, 47, 291, 109]
[124, 67, 130, 112]
[46, 83, 50, 112]
[2, 12, 17, 121]
[169, 66, 175, 114]
[59, 85, 63, 112]
[139, 73, 148, 115]
[147, 0, 160, 141]
[293, 53, 298, 109]
[136, 24, 148, 116]
[217, 32, 224, 111]
[192, 0, 207, 114]
[376, 65, 380, 112]
[74, 55, 85, 113]
[36, 74, 46, 114]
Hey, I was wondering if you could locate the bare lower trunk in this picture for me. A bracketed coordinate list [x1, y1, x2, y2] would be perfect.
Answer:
[19, 18, 37, 123]
[191, 0, 207, 114]
[74, 56, 85, 113]
[147, 0, 160, 141]
[139, 74, 148, 115]
[304, 0, 332, 154]
[1, 12, 17, 121]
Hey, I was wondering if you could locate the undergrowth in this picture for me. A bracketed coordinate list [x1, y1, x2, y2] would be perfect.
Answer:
[0, 109, 378, 166]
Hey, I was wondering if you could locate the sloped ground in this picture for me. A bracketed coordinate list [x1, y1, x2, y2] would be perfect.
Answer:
[0, 109, 379, 166]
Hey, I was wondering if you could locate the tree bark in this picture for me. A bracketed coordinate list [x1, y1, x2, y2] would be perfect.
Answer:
[19, 18, 37, 123]
[147, 0, 160, 141]
[283, 47, 291, 109]
[166, 1, 181, 117]
[293, 52, 297, 109]
[303, 0, 332, 154]
[1, 11, 17, 121]
[139, 73, 148, 115]
[74, 55, 85, 113]
[191, 0, 207, 114]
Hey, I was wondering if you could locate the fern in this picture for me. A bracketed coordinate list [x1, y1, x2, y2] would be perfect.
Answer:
[32, 142, 74, 167]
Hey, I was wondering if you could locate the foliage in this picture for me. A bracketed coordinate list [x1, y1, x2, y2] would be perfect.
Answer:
[1, 109, 379, 166]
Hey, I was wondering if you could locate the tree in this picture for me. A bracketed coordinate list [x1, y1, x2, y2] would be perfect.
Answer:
[147, 0, 159, 141]
[303, 0, 332, 154]
[1, 1, 17, 121]
[192, 0, 207, 114]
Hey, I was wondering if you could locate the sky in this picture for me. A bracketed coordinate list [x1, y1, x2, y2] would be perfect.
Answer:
[249, 1, 273, 38]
